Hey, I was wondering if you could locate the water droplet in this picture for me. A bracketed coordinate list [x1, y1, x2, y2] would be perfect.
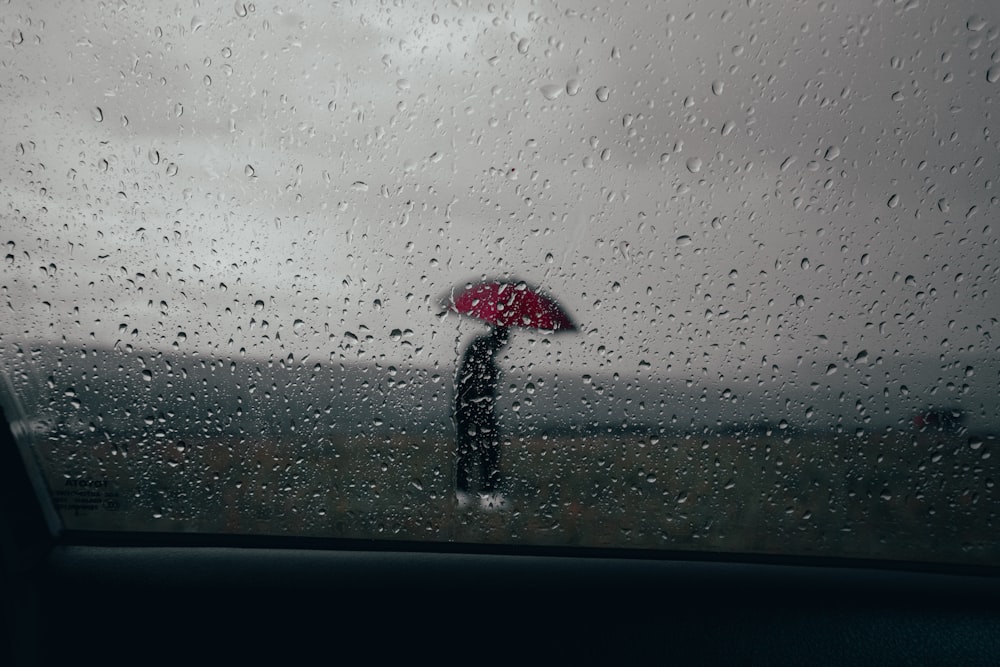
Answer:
[676, 235, 692, 246]
[244, 164, 255, 177]
[967, 15, 988, 31]
[887, 193, 900, 208]
[539, 84, 563, 100]
[11, 29, 24, 46]
[174, 102, 184, 118]
[544, 253, 554, 263]
[937, 198, 950, 212]
[825, 364, 838, 375]
[800, 257, 810, 270]
[234, 1, 248, 18]
[988, 66, 1000, 83]
[566, 79, 580, 96]
[685, 157, 703, 173]
[795, 295, 805, 307]
[396, 78, 410, 91]
[148, 149, 160, 165]
[293, 319, 305, 333]
[823, 145, 840, 160]
[351, 181, 369, 192]
[711, 79, 724, 95]
[142, 369, 153, 382]
[254, 300, 265, 311]
[165, 163, 178, 177]
[92, 107, 104, 123]
[721, 120, 734, 136]
[779, 156, 796, 171]
[517, 37, 529, 54]
[595, 86, 610, 102]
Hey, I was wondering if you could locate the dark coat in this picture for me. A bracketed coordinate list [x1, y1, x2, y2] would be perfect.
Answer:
[455, 332, 505, 430]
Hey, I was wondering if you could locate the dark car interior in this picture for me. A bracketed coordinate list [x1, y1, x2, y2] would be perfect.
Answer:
[4, 408, 999, 666]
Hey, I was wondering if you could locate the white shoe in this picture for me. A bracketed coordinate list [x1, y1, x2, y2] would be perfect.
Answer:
[456, 490, 475, 510]
[479, 492, 508, 511]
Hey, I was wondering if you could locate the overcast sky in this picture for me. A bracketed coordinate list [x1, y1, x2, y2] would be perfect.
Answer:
[2, 0, 999, 429]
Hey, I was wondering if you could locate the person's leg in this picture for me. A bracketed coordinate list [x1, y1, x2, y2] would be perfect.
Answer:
[456, 422, 475, 494]
[481, 419, 501, 493]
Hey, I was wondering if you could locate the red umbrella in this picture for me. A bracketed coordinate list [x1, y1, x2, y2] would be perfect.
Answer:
[444, 279, 577, 331]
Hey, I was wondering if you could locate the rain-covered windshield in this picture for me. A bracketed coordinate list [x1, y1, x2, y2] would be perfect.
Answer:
[1, 1, 998, 565]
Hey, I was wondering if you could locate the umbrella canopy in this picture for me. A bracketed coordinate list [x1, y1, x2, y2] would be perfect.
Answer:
[444, 279, 577, 331]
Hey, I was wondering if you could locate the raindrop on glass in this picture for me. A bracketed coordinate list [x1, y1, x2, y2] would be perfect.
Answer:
[540, 84, 563, 100]
[967, 15, 987, 31]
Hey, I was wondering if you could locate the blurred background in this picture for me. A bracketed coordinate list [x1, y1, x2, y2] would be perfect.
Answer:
[1, 0, 998, 564]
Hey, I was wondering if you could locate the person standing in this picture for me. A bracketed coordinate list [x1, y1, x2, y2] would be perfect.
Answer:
[454, 326, 509, 510]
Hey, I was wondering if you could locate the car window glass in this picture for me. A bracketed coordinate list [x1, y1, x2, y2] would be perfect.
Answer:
[1, 0, 998, 565]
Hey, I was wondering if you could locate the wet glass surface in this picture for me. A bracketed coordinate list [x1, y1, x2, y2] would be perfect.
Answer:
[1, 1, 998, 564]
